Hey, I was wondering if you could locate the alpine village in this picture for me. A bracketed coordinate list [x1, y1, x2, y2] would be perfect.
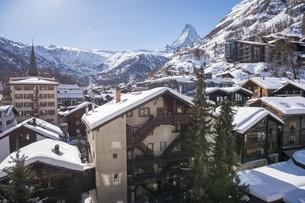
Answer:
[1, 0, 305, 203]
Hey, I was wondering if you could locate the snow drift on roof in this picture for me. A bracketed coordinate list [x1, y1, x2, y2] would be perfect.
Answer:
[239, 159, 305, 202]
[0, 139, 87, 178]
[9, 77, 58, 85]
[261, 96, 305, 115]
[247, 77, 290, 89]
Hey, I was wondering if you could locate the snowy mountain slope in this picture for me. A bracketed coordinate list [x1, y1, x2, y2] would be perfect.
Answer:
[96, 50, 170, 84]
[166, 24, 201, 51]
[0, 36, 171, 84]
[158, 0, 305, 81]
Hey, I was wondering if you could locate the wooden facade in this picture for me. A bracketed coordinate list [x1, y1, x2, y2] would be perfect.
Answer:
[272, 83, 305, 97]
[206, 88, 252, 106]
[0, 162, 95, 203]
[242, 80, 275, 98]
[238, 116, 283, 168]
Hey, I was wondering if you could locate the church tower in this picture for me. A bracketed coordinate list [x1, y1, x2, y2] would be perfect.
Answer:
[28, 43, 39, 77]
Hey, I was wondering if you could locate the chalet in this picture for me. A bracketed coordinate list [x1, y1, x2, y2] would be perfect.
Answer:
[0, 105, 18, 133]
[137, 76, 234, 95]
[136, 76, 197, 94]
[218, 107, 284, 169]
[82, 87, 195, 203]
[259, 97, 305, 160]
[239, 150, 305, 203]
[60, 102, 93, 138]
[242, 77, 290, 98]
[206, 86, 253, 105]
[0, 139, 95, 203]
[0, 117, 65, 162]
[225, 40, 271, 63]
[57, 84, 84, 107]
[272, 81, 305, 97]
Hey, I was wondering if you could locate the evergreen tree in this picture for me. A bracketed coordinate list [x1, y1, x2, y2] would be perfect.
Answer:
[0, 150, 37, 203]
[209, 100, 248, 203]
[181, 65, 213, 202]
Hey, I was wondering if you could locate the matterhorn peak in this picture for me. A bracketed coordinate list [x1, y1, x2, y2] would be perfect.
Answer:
[167, 23, 201, 51]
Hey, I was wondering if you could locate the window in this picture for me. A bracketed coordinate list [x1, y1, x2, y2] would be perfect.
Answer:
[15, 85, 22, 90]
[40, 85, 47, 90]
[176, 106, 184, 114]
[0, 121, 2, 127]
[289, 121, 297, 129]
[48, 110, 55, 115]
[160, 142, 167, 151]
[15, 102, 23, 107]
[113, 153, 118, 159]
[40, 110, 47, 115]
[23, 85, 34, 91]
[114, 174, 119, 181]
[26, 134, 30, 140]
[139, 107, 150, 117]
[76, 129, 80, 134]
[126, 111, 133, 117]
[39, 94, 48, 99]
[235, 93, 242, 101]
[48, 102, 55, 107]
[24, 102, 34, 107]
[48, 94, 55, 99]
[147, 143, 154, 152]
[15, 94, 23, 99]
[39, 102, 48, 107]
[47, 86, 54, 90]
[76, 120, 81, 126]
[172, 124, 182, 132]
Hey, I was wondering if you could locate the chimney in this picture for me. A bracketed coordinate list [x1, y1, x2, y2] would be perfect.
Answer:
[54, 144, 60, 155]
[92, 103, 95, 112]
[32, 117, 36, 126]
[115, 86, 121, 103]
[86, 106, 89, 115]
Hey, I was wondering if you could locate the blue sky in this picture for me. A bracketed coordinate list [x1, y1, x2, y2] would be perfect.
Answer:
[0, 0, 240, 51]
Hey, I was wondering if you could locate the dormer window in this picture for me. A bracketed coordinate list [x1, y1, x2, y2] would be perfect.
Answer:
[139, 107, 150, 117]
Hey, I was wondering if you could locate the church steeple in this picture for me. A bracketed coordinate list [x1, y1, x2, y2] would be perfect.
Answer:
[28, 41, 39, 77]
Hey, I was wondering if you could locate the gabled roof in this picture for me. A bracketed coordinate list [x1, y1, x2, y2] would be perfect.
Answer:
[0, 105, 18, 116]
[232, 107, 283, 134]
[273, 81, 305, 94]
[63, 102, 93, 117]
[243, 77, 290, 90]
[206, 86, 253, 96]
[0, 139, 89, 178]
[261, 96, 305, 115]
[0, 117, 64, 140]
[82, 87, 193, 130]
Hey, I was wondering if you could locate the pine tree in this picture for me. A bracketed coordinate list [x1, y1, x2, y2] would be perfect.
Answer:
[209, 100, 248, 203]
[0, 150, 37, 203]
[181, 65, 213, 202]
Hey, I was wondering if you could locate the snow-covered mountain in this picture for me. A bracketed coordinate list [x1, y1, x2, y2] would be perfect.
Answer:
[158, 0, 305, 81]
[166, 24, 201, 51]
[0, 35, 170, 84]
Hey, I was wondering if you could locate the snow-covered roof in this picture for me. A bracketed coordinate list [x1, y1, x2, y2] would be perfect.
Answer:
[0, 105, 18, 116]
[282, 186, 305, 203]
[82, 87, 193, 130]
[239, 159, 305, 202]
[206, 86, 253, 95]
[261, 96, 305, 115]
[273, 81, 305, 94]
[63, 102, 92, 117]
[58, 84, 84, 99]
[0, 139, 88, 178]
[0, 117, 64, 140]
[245, 77, 290, 89]
[9, 77, 58, 85]
[215, 107, 283, 134]
[235, 40, 270, 46]
[142, 75, 197, 84]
